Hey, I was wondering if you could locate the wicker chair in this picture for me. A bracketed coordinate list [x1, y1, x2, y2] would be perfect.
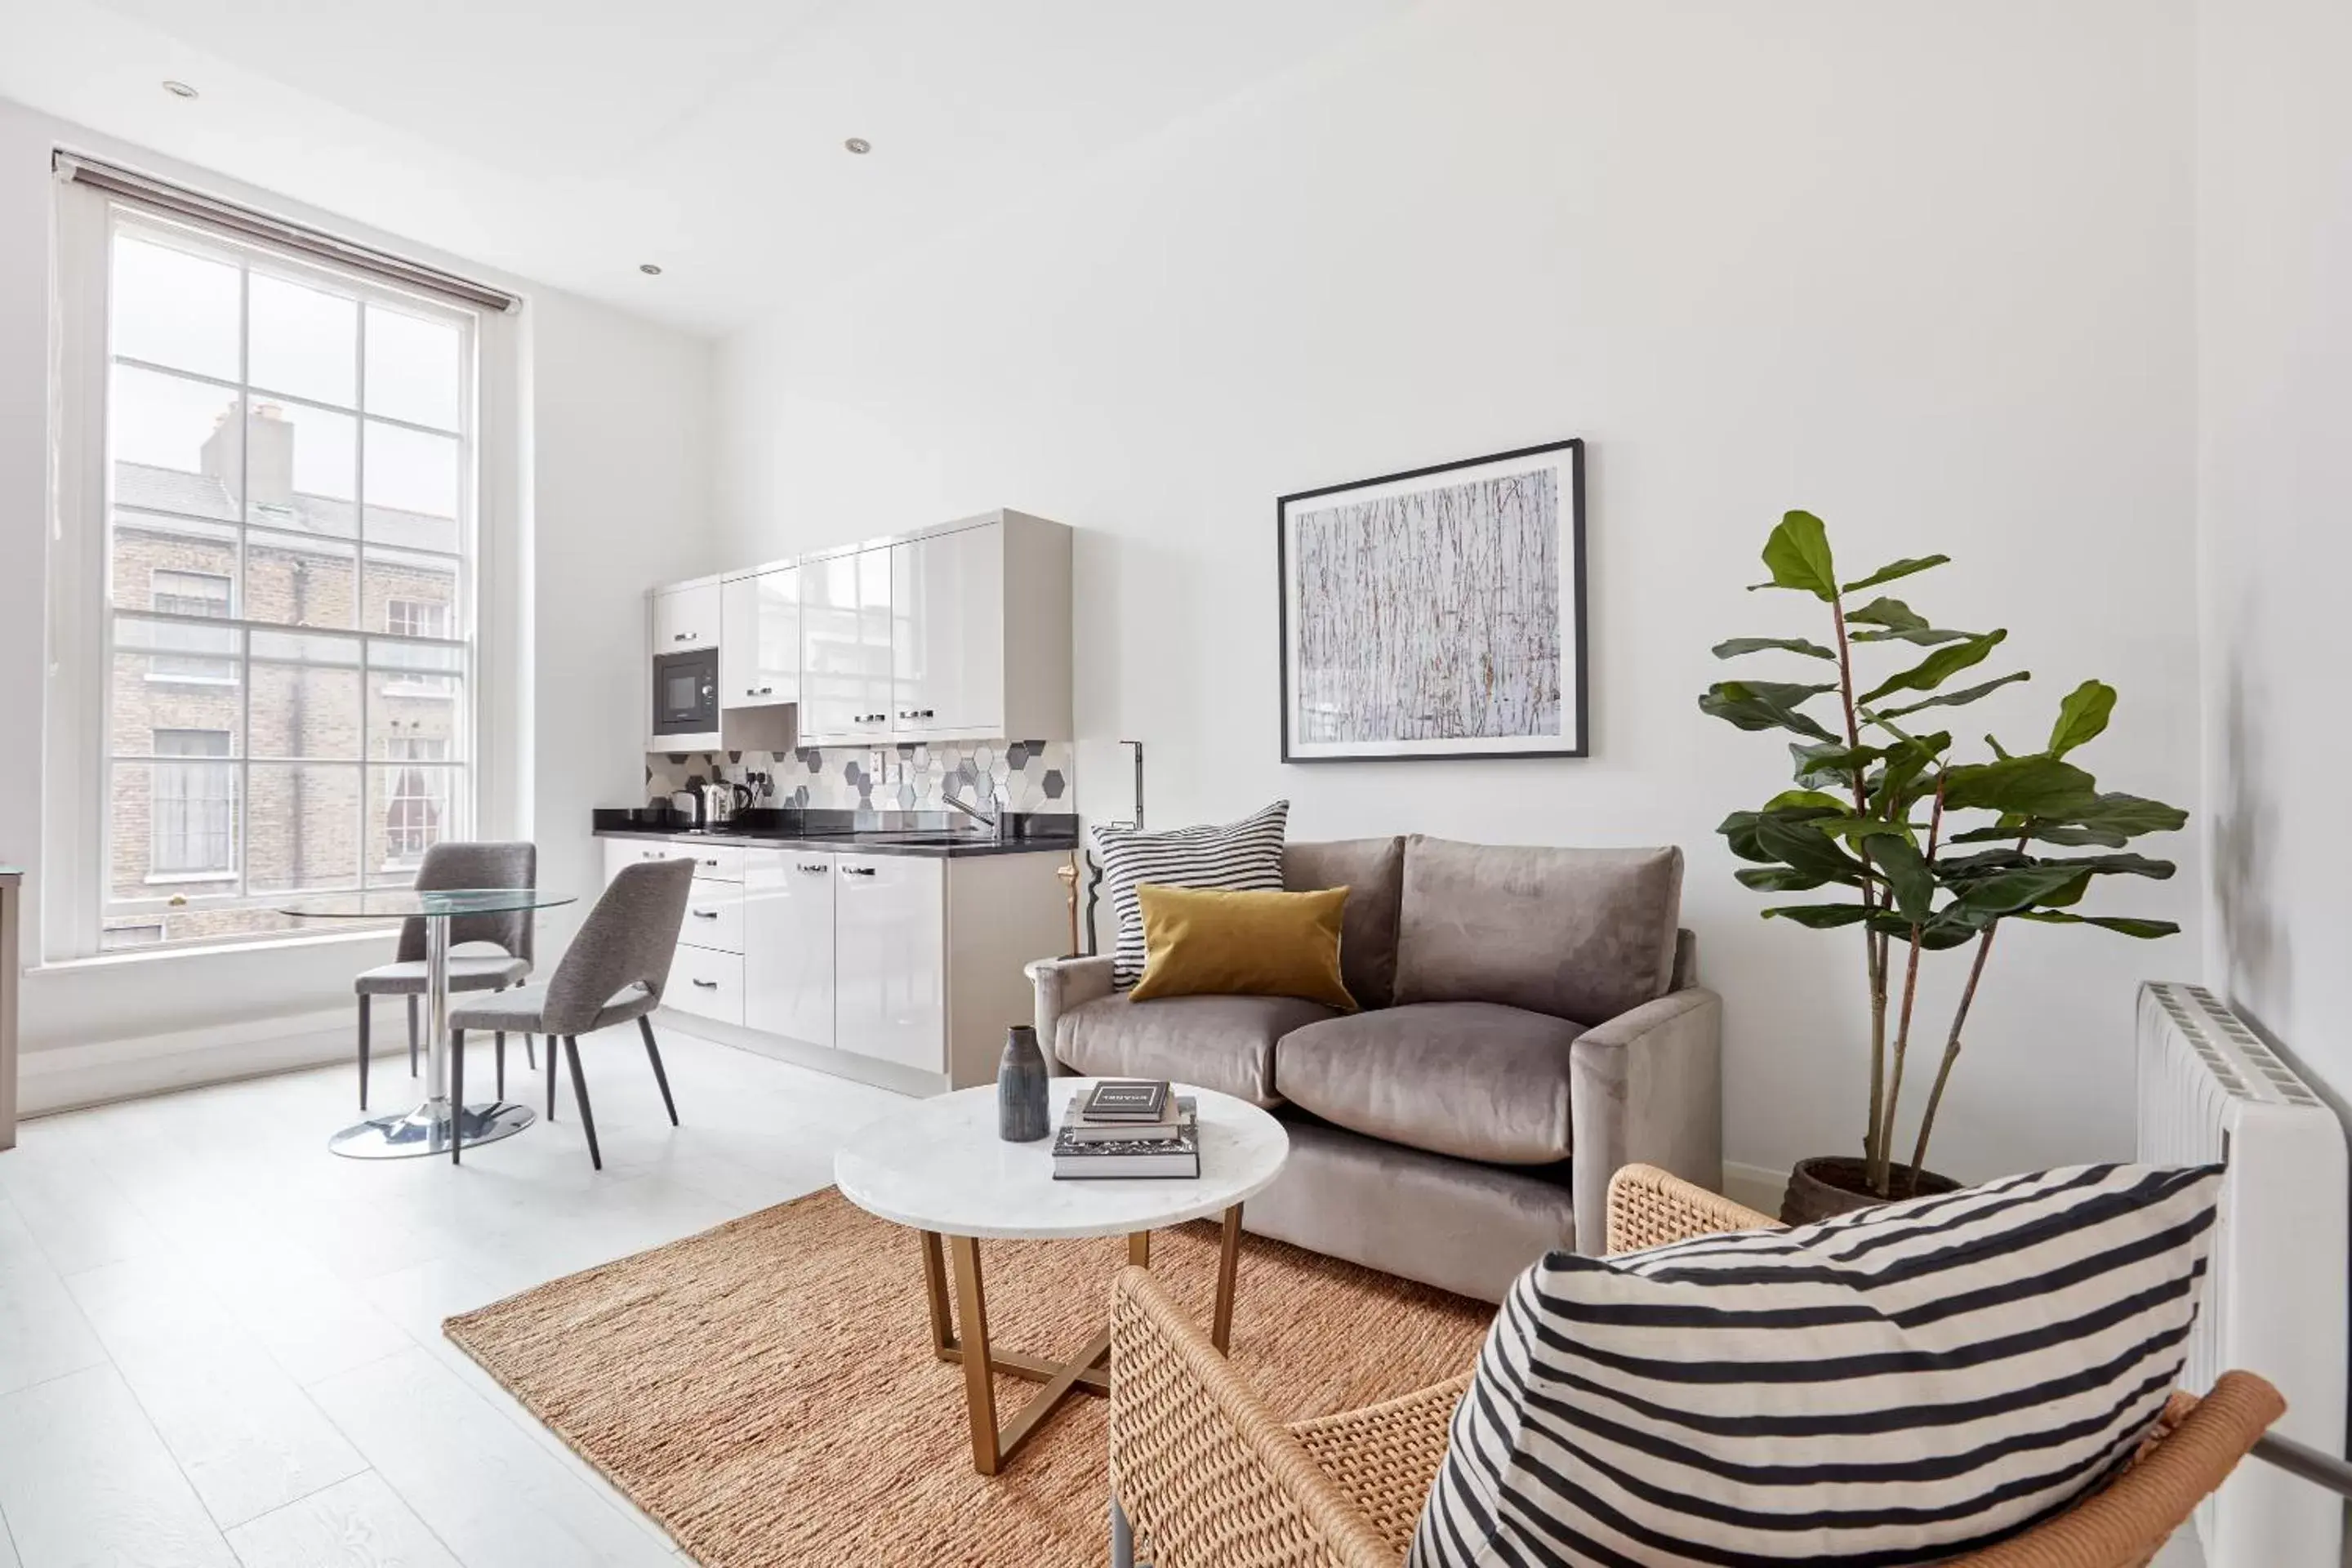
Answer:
[1108, 1163, 2287, 1568]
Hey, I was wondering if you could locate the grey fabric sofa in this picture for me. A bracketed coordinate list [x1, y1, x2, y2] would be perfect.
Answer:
[1028, 835, 1722, 1303]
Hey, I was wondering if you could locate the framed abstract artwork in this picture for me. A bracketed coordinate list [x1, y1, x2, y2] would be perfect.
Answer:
[1277, 437, 1587, 762]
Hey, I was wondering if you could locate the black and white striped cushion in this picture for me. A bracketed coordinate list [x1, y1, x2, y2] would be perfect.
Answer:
[1410, 1163, 2222, 1568]
[1091, 801, 1289, 987]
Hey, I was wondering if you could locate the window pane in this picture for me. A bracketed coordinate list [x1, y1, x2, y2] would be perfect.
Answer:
[364, 305, 461, 430]
[109, 512, 238, 614]
[110, 758, 238, 893]
[369, 761, 457, 880]
[248, 273, 356, 408]
[363, 421, 460, 546]
[245, 401, 357, 535]
[250, 660, 363, 760]
[113, 365, 243, 514]
[112, 617, 243, 752]
[247, 764, 363, 893]
[112, 232, 239, 381]
[101, 908, 307, 950]
[243, 527, 357, 630]
[364, 546, 461, 641]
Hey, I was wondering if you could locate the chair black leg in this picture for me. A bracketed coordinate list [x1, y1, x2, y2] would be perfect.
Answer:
[546, 1036, 558, 1121]
[524, 1034, 536, 1071]
[407, 995, 420, 1076]
[495, 1032, 506, 1099]
[357, 996, 371, 1111]
[564, 1036, 601, 1170]
[638, 1016, 678, 1127]
[449, 1027, 466, 1165]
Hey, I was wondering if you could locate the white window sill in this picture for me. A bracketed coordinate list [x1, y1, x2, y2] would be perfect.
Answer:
[34, 924, 398, 975]
[143, 871, 238, 886]
[380, 684, 456, 700]
[144, 673, 240, 687]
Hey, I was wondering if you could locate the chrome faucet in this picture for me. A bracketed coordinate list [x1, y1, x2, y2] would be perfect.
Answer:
[943, 782, 1011, 842]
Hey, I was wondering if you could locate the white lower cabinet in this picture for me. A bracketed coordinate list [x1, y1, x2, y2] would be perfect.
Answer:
[742, 849, 836, 1049]
[832, 853, 947, 1075]
[665, 942, 744, 1027]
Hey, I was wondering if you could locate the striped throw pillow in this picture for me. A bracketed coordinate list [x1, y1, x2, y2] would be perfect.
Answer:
[1092, 801, 1289, 987]
[1410, 1163, 2222, 1568]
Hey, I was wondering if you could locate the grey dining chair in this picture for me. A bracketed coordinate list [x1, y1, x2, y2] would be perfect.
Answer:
[355, 840, 538, 1111]
[447, 857, 694, 1169]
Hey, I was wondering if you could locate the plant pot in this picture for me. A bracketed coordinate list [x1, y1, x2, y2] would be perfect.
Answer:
[1779, 1156, 1962, 1227]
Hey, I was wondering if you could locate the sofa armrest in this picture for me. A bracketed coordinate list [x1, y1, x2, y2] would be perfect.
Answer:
[1569, 987, 1723, 1255]
[1111, 1266, 1399, 1568]
[1027, 954, 1115, 1067]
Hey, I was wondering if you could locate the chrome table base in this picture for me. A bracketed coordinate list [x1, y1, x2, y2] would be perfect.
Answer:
[329, 1097, 536, 1160]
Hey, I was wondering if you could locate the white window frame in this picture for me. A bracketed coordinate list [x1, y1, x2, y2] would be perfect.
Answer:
[145, 568, 238, 684]
[44, 173, 524, 962]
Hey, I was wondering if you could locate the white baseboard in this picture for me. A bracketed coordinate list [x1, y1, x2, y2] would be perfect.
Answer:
[19, 1007, 354, 1117]
[651, 1008, 942, 1100]
[1721, 1160, 1787, 1216]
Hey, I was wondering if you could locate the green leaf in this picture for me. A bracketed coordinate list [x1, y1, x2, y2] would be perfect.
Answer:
[1845, 596, 1928, 632]
[1984, 733, 2013, 760]
[1735, 866, 1833, 892]
[1945, 863, 2097, 920]
[1866, 913, 1982, 951]
[1748, 511, 1839, 600]
[1872, 835, 1936, 924]
[1698, 681, 1839, 743]
[1940, 755, 2098, 817]
[2047, 680, 2116, 759]
[1713, 636, 1838, 662]
[1936, 846, 2033, 878]
[1858, 630, 2007, 705]
[2015, 911, 2180, 938]
[1790, 741, 1883, 791]
[1754, 812, 1873, 886]
[1851, 625, 1973, 646]
[1869, 732, 1951, 817]
[2039, 852, 2175, 880]
[1762, 903, 1873, 929]
[1809, 815, 1922, 849]
[1762, 789, 1849, 813]
[1841, 555, 1951, 595]
[1870, 671, 2030, 721]
[2060, 791, 2189, 839]
[1717, 810, 1773, 863]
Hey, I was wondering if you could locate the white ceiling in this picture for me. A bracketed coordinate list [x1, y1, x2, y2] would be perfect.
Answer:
[0, 0, 1415, 336]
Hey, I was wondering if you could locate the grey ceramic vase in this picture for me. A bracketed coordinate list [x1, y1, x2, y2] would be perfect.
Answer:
[997, 1025, 1051, 1143]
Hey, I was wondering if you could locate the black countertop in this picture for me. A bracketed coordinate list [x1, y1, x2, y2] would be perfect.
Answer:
[591, 807, 1080, 860]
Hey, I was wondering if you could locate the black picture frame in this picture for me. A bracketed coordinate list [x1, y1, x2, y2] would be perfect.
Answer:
[1276, 437, 1588, 763]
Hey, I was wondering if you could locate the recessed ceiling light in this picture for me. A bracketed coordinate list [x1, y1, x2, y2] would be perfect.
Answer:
[844, 137, 871, 155]
[162, 80, 198, 100]
[639, 263, 662, 276]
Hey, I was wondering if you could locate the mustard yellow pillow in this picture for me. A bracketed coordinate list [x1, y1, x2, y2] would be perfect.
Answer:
[1129, 884, 1357, 1010]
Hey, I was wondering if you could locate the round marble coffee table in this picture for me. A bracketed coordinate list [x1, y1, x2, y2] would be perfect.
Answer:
[835, 1077, 1289, 1475]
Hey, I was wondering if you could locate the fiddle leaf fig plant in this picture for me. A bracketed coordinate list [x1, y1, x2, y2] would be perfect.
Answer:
[1702, 511, 2187, 1199]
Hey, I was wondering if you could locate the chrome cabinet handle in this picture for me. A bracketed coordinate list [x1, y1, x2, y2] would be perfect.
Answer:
[673, 632, 690, 642]
[700, 858, 719, 867]
[690, 909, 719, 920]
[841, 866, 877, 877]
[798, 862, 828, 874]
[691, 978, 719, 989]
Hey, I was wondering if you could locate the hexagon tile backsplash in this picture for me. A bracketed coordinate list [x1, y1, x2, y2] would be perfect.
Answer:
[646, 740, 1073, 815]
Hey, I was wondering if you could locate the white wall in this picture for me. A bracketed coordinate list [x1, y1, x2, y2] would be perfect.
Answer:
[714, 0, 2204, 1187]
[0, 96, 711, 1093]
[2196, 0, 2352, 1104]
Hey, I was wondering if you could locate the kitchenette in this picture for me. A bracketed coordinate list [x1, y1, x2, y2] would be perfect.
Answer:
[598, 509, 1080, 1094]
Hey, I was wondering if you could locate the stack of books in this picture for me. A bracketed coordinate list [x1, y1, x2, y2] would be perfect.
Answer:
[1051, 1080, 1200, 1180]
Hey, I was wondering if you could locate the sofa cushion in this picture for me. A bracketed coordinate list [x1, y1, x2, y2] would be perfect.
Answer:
[1129, 885, 1356, 1010]
[1054, 990, 1340, 1108]
[1275, 1001, 1586, 1165]
[1410, 1163, 2224, 1568]
[1283, 836, 1406, 1009]
[1393, 837, 1682, 1025]
[1092, 800, 1289, 987]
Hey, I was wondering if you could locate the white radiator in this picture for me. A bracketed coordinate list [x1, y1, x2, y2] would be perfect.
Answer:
[2136, 982, 2347, 1568]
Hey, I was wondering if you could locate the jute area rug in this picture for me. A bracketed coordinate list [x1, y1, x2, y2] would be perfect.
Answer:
[444, 1187, 1491, 1567]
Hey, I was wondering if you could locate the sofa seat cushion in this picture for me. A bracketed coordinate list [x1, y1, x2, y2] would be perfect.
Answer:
[1053, 990, 1340, 1108]
[1275, 1001, 1585, 1165]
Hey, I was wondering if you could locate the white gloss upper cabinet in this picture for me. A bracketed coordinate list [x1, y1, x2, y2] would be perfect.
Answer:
[831, 853, 946, 1074]
[651, 581, 720, 651]
[720, 567, 800, 710]
[742, 849, 835, 1049]
[799, 547, 893, 745]
[888, 514, 1071, 743]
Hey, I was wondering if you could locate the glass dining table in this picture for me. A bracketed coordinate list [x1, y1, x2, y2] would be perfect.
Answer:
[278, 887, 576, 1160]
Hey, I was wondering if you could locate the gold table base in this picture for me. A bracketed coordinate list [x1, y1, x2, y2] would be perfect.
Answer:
[917, 1204, 1245, 1475]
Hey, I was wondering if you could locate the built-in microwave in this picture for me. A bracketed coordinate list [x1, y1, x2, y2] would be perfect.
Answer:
[652, 647, 719, 746]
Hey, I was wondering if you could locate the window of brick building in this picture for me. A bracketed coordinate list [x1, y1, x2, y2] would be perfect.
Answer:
[57, 188, 488, 952]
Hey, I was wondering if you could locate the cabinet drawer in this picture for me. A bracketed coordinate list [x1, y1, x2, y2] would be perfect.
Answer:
[679, 882, 744, 954]
[681, 844, 743, 883]
[605, 838, 691, 886]
[664, 943, 743, 1027]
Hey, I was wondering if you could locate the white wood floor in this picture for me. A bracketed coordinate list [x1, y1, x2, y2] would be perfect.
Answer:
[0, 1019, 905, 1567]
